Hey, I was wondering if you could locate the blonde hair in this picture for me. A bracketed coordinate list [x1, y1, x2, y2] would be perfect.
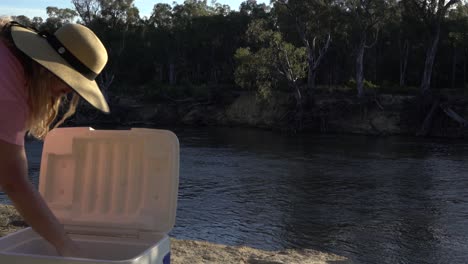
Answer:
[1, 17, 80, 140]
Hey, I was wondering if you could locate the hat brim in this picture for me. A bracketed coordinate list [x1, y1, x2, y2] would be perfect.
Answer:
[10, 26, 110, 113]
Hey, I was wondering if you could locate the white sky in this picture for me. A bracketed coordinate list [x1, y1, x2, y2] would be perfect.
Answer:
[0, 0, 270, 19]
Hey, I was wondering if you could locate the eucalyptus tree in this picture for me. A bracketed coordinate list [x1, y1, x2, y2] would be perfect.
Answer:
[446, 2, 468, 88]
[44, 7, 78, 30]
[71, 0, 100, 25]
[166, 1, 211, 85]
[172, 0, 214, 25]
[343, 0, 388, 97]
[11, 15, 31, 26]
[98, 0, 140, 27]
[214, 3, 231, 15]
[71, 0, 140, 93]
[398, 0, 414, 87]
[404, 0, 461, 94]
[272, 0, 332, 96]
[235, 19, 307, 127]
[149, 3, 173, 28]
[71, 0, 139, 26]
[239, 0, 270, 18]
[31, 17, 44, 29]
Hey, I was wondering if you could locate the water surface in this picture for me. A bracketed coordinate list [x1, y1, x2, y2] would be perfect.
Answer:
[2, 127, 468, 264]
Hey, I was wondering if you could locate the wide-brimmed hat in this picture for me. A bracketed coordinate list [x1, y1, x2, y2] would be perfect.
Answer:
[10, 22, 110, 113]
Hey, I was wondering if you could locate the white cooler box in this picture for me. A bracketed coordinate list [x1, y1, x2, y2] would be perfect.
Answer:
[0, 127, 179, 264]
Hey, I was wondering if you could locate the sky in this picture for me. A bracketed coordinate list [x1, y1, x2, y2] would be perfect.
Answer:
[0, 0, 270, 20]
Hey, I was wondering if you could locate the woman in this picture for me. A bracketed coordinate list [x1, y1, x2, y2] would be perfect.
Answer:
[0, 17, 110, 257]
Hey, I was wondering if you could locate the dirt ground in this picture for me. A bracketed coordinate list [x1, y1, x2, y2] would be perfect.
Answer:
[0, 204, 350, 264]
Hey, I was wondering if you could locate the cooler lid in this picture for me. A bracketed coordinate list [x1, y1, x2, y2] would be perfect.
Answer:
[39, 127, 179, 235]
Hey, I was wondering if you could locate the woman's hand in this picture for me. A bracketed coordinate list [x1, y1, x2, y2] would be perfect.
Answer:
[57, 239, 86, 258]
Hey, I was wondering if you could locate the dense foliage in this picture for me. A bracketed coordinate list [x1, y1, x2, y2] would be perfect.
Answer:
[11, 0, 468, 102]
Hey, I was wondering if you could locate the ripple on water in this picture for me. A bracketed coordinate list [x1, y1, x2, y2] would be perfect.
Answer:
[14, 128, 468, 264]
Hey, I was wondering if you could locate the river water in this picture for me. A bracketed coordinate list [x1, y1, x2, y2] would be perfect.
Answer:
[2, 127, 468, 264]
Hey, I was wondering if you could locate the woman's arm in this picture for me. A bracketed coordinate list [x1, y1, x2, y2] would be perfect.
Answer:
[0, 139, 80, 257]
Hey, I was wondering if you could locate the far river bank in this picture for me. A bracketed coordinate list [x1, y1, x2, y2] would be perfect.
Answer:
[70, 90, 468, 139]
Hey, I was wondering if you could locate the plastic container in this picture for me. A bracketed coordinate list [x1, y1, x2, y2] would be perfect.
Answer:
[0, 127, 179, 264]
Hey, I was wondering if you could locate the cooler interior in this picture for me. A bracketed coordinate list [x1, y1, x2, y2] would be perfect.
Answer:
[0, 228, 165, 261]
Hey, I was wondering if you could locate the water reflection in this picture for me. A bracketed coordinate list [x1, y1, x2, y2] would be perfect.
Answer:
[4, 127, 468, 264]
[171, 128, 468, 263]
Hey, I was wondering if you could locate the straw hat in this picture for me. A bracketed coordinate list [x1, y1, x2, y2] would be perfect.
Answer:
[10, 23, 110, 113]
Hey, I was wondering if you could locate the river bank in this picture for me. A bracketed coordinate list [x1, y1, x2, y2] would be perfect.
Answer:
[71, 90, 468, 139]
[0, 205, 349, 263]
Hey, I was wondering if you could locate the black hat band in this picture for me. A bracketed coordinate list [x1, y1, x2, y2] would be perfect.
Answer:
[38, 31, 98, 80]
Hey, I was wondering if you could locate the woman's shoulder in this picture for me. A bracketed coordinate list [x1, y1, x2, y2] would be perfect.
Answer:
[0, 38, 28, 100]
[0, 37, 24, 70]
[0, 39, 28, 146]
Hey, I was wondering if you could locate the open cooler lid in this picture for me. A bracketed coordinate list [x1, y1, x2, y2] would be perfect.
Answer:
[39, 127, 179, 235]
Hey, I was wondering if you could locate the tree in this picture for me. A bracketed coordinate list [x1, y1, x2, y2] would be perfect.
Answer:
[447, 2, 468, 88]
[273, 0, 332, 96]
[405, 0, 461, 94]
[214, 2, 231, 15]
[12, 15, 31, 26]
[398, 1, 413, 87]
[149, 3, 173, 28]
[31, 17, 44, 29]
[46, 7, 77, 23]
[235, 19, 307, 128]
[344, 0, 388, 98]
[239, 0, 270, 18]
[71, 0, 100, 25]
[172, 0, 215, 27]
[98, 0, 140, 27]
[44, 7, 78, 30]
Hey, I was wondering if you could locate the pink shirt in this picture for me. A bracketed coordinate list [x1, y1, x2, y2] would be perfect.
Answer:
[0, 39, 28, 146]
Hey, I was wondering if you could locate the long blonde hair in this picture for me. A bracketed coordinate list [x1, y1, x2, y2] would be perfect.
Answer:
[1, 17, 80, 140]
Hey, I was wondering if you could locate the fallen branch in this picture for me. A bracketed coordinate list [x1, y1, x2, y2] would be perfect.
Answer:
[374, 95, 384, 110]
[440, 104, 467, 127]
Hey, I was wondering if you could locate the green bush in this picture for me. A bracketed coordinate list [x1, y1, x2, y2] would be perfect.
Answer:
[346, 78, 356, 88]
[346, 78, 379, 90]
[364, 79, 379, 89]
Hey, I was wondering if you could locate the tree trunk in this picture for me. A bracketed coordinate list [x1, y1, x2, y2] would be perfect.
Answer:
[420, 24, 441, 94]
[309, 70, 316, 93]
[307, 51, 317, 102]
[169, 63, 176, 85]
[159, 64, 163, 82]
[373, 44, 378, 82]
[356, 35, 366, 98]
[400, 39, 409, 87]
[307, 52, 316, 91]
[304, 43, 318, 105]
[464, 48, 467, 87]
[196, 64, 202, 83]
[306, 35, 330, 94]
[211, 68, 218, 85]
[451, 46, 457, 89]
[293, 84, 304, 130]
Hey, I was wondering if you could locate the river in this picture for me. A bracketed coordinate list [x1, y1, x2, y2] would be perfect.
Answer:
[2, 127, 468, 263]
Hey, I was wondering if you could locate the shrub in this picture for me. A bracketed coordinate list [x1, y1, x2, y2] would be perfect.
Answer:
[346, 78, 379, 90]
